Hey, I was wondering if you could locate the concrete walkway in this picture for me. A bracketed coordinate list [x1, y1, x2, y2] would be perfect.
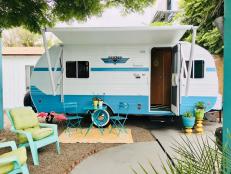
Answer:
[71, 141, 167, 174]
[151, 121, 221, 157]
[71, 121, 221, 174]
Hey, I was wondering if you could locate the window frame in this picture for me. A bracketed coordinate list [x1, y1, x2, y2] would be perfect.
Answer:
[66, 61, 77, 78]
[65, 61, 89, 79]
[77, 61, 89, 78]
[183, 60, 205, 79]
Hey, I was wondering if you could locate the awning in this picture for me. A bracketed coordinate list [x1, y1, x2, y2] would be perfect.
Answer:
[48, 25, 192, 47]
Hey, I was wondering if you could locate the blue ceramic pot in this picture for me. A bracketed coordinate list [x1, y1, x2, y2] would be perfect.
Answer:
[182, 116, 196, 128]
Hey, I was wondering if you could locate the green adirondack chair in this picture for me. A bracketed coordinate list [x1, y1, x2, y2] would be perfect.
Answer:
[0, 141, 29, 174]
[6, 107, 61, 165]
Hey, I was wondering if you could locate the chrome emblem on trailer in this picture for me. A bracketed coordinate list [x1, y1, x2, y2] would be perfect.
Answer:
[101, 56, 129, 64]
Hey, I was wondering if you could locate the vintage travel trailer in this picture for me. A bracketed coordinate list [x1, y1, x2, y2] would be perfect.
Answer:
[27, 26, 219, 126]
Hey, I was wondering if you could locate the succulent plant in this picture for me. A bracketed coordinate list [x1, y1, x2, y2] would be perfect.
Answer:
[195, 102, 206, 110]
[183, 111, 194, 118]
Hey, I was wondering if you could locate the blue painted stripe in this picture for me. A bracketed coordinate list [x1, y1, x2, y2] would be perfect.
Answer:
[180, 96, 217, 115]
[91, 67, 149, 72]
[30, 86, 173, 116]
[33, 67, 62, 72]
[206, 67, 216, 72]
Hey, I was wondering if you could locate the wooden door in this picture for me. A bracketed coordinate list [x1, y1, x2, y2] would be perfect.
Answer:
[151, 48, 172, 106]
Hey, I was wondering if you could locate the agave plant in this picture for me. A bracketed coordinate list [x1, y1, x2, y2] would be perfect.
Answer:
[133, 136, 231, 174]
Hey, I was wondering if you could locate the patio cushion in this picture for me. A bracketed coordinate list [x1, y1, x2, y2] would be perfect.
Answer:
[0, 147, 27, 174]
[18, 127, 54, 144]
[30, 127, 53, 140]
[10, 107, 39, 130]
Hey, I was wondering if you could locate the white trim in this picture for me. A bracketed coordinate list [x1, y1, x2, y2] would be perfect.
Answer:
[47, 25, 193, 32]
[47, 25, 193, 46]
[185, 27, 198, 96]
[41, 29, 56, 96]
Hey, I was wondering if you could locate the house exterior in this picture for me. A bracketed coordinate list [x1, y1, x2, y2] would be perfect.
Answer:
[2, 47, 43, 109]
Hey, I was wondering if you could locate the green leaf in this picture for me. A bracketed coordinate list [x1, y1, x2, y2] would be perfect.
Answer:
[0, 0, 156, 33]
[177, 0, 224, 55]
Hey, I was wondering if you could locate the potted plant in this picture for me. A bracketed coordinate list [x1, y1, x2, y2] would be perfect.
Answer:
[98, 98, 103, 109]
[182, 111, 195, 130]
[93, 97, 98, 108]
[195, 102, 206, 121]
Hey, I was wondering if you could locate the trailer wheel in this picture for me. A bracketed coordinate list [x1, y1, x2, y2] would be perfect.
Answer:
[91, 109, 110, 127]
[91, 104, 113, 128]
[105, 105, 113, 117]
[24, 92, 37, 112]
[105, 105, 114, 127]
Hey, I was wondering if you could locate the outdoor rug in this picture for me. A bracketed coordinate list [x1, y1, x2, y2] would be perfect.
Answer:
[59, 127, 133, 144]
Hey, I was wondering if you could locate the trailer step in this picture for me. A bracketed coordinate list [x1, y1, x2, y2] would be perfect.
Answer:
[150, 105, 170, 111]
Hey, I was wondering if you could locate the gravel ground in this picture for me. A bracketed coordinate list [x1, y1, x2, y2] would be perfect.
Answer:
[0, 116, 154, 174]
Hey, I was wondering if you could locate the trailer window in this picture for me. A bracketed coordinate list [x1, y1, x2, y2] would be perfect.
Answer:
[184, 60, 204, 78]
[66, 61, 77, 78]
[78, 61, 89, 78]
[194, 60, 204, 78]
[66, 61, 89, 78]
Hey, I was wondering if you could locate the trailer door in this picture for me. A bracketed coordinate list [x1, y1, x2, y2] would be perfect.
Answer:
[171, 45, 180, 115]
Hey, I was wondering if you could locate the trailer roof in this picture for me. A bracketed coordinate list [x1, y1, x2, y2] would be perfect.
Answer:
[48, 25, 192, 46]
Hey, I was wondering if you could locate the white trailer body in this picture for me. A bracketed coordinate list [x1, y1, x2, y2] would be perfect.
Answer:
[30, 26, 219, 121]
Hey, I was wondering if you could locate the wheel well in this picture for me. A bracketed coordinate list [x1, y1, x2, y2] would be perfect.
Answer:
[24, 92, 37, 112]
[103, 103, 114, 116]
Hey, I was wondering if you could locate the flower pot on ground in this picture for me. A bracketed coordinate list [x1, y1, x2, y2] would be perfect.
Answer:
[182, 112, 196, 129]
[195, 102, 206, 121]
[182, 112, 195, 134]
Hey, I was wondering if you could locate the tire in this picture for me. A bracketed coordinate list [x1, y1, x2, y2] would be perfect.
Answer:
[24, 92, 37, 112]
[105, 104, 113, 117]
[105, 105, 113, 127]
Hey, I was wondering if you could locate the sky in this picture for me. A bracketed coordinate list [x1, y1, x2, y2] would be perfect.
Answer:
[55, 0, 179, 28]
[3, 0, 180, 46]
[56, 7, 156, 28]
